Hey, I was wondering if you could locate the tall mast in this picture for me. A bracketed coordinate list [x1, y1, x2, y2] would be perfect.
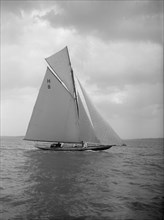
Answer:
[66, 47, 79, 117]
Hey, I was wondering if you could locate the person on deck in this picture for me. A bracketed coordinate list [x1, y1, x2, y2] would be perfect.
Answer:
[50, 142, 61, 148]
[56, 142, 61, 148]
[82, 141, 87, 148]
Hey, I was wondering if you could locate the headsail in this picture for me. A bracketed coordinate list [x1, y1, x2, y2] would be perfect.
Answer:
[77, 91, 99, 143]
[78, 81, 122, 145]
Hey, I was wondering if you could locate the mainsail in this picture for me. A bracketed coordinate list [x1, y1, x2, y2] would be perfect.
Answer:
[25, 47, 122, 145]
[25, 67, 79, 142]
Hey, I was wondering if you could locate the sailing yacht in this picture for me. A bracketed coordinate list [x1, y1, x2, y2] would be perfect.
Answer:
[24, 47, 122, 151]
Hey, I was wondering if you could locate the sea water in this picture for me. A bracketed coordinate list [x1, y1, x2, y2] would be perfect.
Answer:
[0, 137, 163, 220]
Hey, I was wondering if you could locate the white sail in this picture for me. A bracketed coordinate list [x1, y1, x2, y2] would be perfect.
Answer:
[25, 46, 122, 146]
[78, 81, 122, 145]
[45, 47, 74, 95]
[25, 67, 79, 142]
[72, 76, 98, 143]
[78, 92, 99, 143]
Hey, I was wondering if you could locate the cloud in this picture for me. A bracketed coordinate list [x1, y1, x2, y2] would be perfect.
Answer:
[2, 1, 163, 43]
[1, 87, 38, 136]
[41, 1, 163, 43]
[1, 10, 78, 92]
[93, 83, 163, 115]
[1, 0, 54, 15]
[77, 38, 163, 89]
[92, 83, 163, 139]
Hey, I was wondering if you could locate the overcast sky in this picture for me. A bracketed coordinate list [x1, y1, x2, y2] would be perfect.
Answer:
[1, 0, 163, 139]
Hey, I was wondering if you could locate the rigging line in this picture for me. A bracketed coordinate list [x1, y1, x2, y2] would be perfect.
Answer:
[71, 68, 79, 117]
[66, 46, 79, 118]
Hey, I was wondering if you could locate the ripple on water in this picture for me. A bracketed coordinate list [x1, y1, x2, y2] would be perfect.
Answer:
[0, 137, 164, 220]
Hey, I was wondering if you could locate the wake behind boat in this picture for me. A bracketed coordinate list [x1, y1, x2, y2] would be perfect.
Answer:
[24, 46, 123, 151]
